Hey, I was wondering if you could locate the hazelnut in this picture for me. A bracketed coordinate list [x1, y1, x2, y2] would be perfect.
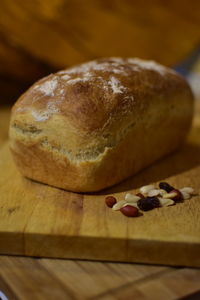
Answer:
[120, 205, 139, 217]
[105, 196, 117, 208]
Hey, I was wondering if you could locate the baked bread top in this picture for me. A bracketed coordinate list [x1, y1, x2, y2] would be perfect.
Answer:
[11, 57, 193, 162]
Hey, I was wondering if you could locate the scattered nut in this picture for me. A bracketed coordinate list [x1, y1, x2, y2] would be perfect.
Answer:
[140, 184, 155, 194]
[106, 182, 196, 218]
[180, 187, 194, 195]
[181, 191, 191, 200]
[162, 189, 183, 201]
[163, 192, 178, 199]
[120, 205, 139, 217]
[112, 200, 127, 211]
[147, 189, 167, 197]
[159, 198, 175, 207]
[125, 193, 140, 202]
[122, 202, 138, 209]
[158, 189, 167, 196]
[147, 189, 160, 197]
[105, 196, 117, 208]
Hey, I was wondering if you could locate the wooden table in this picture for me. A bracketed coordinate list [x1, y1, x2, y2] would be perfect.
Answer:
[1, 107, 200, 300]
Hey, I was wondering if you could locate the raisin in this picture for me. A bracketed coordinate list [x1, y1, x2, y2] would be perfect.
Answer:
[159, 182, 174, 193]
[137, 196, 160, 211]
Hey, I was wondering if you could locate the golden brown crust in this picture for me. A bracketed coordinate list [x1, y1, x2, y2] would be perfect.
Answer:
[9, 57, 194, 192]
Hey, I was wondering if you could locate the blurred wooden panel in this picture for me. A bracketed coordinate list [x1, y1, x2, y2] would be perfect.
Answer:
[0, 31, 52, 103]
[0, 0, 200, 68]
[0, 0, 199, 103]
[0, 36, 52, 82]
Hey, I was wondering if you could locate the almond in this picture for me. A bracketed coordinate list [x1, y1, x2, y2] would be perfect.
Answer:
[159, 198, 175, 207]
[112, 200, 127, 211]
[162, 192, 178, 199]
[125, 193, 140, 202]
[181, 191, 191, 200]
[180, 187, 194, 195]
[140, 184, 155, 194]
[147, 189, 160, 197]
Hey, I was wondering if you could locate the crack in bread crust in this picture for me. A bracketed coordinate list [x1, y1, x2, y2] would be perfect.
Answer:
[12, 123, 42, 135]
[11, 120, 137, 162]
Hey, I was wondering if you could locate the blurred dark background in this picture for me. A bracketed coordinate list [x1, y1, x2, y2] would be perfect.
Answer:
[0, 0, 200, 104]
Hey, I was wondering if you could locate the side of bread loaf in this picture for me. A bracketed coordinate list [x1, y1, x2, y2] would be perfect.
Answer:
[9, 58, 194, 192]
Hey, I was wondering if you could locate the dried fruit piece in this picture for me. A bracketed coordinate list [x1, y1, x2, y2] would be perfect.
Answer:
[181, 191, 191, 200]
[125, 193, 140, 202]
[140, 184, 155, 194]
[159, 198, 175, 207]
[159, 182, 174, 193]
[120, 205, 139, 217]
[180, 187, 194, 195]
[137, 196, 160, 211]
[105, 196, 117, 208]
[112, 200, 127, 211]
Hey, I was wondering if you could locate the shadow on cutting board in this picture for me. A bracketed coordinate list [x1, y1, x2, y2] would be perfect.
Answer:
[96, 123, 200, 195]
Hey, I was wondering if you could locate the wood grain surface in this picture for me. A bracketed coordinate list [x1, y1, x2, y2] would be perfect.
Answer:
[1, 255, 200, 300]
[1, 107, 200, 300]
[1, 104, 200, 267]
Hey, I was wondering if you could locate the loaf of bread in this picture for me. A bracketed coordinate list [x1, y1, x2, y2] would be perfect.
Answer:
[9, 58, 194, 192]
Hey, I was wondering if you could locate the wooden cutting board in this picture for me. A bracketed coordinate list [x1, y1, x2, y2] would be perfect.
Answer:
[0, 109, 200, 267]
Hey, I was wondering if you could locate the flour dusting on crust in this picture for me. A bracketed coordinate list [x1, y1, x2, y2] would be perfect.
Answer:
[29, 57, 173, 122]
[127, 58, 172, 75]
[58, 57, 171, 79]
[108, 76, 126, 94]
[61, 74, 71, 80]
[31, 101, 60, 122]
[58, 59, 128, 78]
[34, 77, 58, 96]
